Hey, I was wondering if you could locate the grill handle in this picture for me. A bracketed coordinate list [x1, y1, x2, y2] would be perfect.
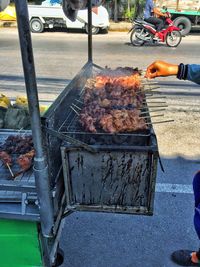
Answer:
[44, 127, 97, 154]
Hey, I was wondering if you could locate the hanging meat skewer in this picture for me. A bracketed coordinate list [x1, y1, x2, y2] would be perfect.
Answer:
[0, 151, 14, 177]
[17, 149, 35, 172]
[0, 151, 12, 166]
[0, 135, 35, 178]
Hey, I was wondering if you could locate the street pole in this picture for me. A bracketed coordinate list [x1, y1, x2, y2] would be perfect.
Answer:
[14, 0, 54, 237]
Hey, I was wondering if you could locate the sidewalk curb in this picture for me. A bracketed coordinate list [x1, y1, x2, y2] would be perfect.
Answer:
[0, 21, 17, 27]
[109, 21, 132, 32]
[0, 20, 132, 32]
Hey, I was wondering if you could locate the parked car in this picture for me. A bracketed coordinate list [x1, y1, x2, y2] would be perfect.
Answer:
[28, 2, 110, 34]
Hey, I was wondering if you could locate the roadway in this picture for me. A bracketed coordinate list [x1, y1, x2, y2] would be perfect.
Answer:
[0, 28, 200, 267]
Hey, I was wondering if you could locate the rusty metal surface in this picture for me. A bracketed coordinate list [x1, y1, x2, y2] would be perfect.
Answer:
[61, 137, 158, 215]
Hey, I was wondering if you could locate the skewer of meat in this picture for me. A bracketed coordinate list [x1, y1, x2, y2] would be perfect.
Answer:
[0, 151, 14, 178]
[17, 149, 35, 172]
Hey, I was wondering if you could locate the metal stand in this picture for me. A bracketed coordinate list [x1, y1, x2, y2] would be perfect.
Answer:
[87, 0, 93, 63]
[14, 0, 54, 237]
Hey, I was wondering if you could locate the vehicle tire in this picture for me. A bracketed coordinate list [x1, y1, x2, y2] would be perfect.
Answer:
[101, 28, 108, 34]
[130, 28, 145, 46]
[52, 247, 64, 267]
[173, 16, 192, 36]
[85, 25, 100, 34]
[166, 30, 182, 47]
[30, 18, 44, 33]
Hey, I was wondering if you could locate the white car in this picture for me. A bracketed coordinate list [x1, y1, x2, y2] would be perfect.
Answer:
[28, 3, 109, 34]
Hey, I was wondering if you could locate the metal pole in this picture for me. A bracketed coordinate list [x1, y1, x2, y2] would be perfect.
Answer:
[87, 0, 93, 62]
[14, 0, 54, 237]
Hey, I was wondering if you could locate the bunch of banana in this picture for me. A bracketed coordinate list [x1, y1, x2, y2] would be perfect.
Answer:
[0, 94, 11, 109]
[15, 96, 28, 108]
[15, 96, 48, 114]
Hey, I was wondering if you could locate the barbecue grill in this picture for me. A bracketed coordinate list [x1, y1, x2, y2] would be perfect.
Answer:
[43, 62, 159, 215]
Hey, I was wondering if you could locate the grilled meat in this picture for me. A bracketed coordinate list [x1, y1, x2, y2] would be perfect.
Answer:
[0, 135, 35, 177]
[99, 110, 147, 133]
[79, 68, 147, 133]
[17, 149, 35, 172]
[0, 151, 12, 165]
[0, 135, 34, 154]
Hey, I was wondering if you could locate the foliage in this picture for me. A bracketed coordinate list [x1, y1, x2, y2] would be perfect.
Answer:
[127, 0, 146, 20]
[124, 6, 136, 21]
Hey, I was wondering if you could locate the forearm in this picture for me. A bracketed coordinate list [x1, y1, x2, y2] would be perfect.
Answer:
[177, 64, 200, 85]
[153, 8, 165, 17]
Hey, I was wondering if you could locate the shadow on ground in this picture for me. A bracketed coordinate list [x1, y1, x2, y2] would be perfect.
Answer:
[60, 156, 200, 267]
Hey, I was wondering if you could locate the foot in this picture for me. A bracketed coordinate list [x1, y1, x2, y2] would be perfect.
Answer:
[153, 33, 160, 41]
[153, 36, 160, 41]
[171, 250, 200, 266]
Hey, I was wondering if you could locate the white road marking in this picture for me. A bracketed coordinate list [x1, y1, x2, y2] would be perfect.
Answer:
[156, 183, 193, 194]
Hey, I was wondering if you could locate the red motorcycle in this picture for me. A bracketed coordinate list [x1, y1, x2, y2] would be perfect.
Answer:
[129, 10, 182, 47]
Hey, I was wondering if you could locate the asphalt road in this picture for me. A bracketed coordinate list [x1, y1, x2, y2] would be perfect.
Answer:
[0, 28, 200, 267]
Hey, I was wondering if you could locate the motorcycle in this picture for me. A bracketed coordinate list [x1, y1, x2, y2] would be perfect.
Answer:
[129, 10, 182, 47]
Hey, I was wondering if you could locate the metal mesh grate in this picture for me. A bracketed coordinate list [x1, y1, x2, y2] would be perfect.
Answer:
[44, 64, 167, 147]
[0, 131, 35, 200]
[57, 71, 152, 137]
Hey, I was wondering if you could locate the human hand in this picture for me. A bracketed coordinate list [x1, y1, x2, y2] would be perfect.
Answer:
[145, 61, 179, 79]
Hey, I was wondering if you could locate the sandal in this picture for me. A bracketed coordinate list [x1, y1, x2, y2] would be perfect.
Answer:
[171, 250, 200, 266]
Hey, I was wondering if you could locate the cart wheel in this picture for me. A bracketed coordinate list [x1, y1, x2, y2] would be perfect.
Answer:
[53, 248, 64, 267]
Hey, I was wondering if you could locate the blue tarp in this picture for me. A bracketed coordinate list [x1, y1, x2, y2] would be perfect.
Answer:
[42, 0, 61, 5]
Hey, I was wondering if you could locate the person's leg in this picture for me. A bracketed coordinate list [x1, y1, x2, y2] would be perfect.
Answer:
[171, 171, 200, 266]
[193, 171, 200, 239]
[144, 17, 164, 31]
[154, 17, 164, 31]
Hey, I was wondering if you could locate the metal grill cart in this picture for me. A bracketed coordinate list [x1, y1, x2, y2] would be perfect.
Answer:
[0, 0, 159, 266]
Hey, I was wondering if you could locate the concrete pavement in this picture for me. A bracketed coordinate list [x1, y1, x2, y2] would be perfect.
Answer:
[0, 29, 200, 267]
[60, 156, 199, 267]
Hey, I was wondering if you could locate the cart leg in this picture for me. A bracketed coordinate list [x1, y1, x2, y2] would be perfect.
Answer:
[53, 246, 64, 267]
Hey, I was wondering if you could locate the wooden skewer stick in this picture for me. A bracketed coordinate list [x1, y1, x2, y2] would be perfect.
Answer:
[6, 163, 14, 178]
[144, 93, 153, 96]
[141, 81, 158, 85]
[143, 101, 166, 104]
[75, 99, 84, 104]
[136, 90, 161, 96]
[18, 127, 26, 138]
[148, 108, 166, 113]
[140, 109, 166, 114]
[70, 106, 79, 116]
[143, 86, 161, 91]
[146, 96, 166, 99]
[141, 114, 164, 119]
[71, 103, 81, 110]
[144, 105, 168, 108]
[146, 119, 174, 125]
[140, 108, 166, 113]
[143, 88, 161, 93]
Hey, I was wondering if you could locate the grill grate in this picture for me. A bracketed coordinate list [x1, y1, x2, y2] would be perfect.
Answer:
[0, 131, 35, 200]
[57, 73, 151, 133]
[44, 64, 167, 147]
[56, 91, 153, 146]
